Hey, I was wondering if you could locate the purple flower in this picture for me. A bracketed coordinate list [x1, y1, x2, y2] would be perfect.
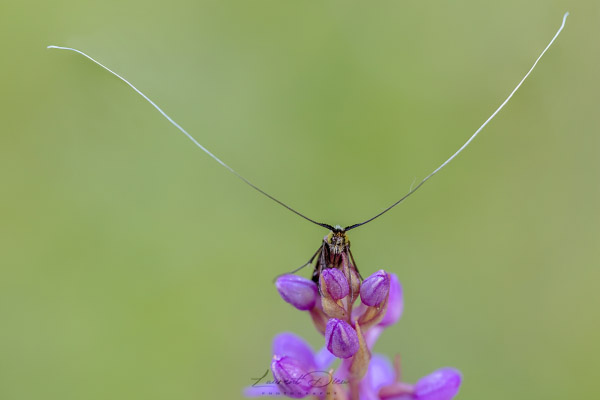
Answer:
[321, 268, 350, 300]
[244, 333, 336, 398]
[360, 273, 404, 349]
[257, 265, 462, 400]
[325, 318, 359, 359]
[360, 270, 390, 307]
[271, 356, 313, 398]
[359, 355, 462, 400]
[379, 273, 403, 327]
[414, 368, 462, 400]
[363, 354, 396, 395]
[276, 275, 318, 311]
[271, 332, 335, 373]
[272, 333, 317, 369]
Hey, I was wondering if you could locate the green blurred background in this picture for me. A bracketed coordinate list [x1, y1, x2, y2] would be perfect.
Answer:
[1, 1, 598, 399]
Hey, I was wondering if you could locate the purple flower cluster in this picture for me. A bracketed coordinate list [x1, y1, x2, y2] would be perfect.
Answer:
[246, 262, 462, 400]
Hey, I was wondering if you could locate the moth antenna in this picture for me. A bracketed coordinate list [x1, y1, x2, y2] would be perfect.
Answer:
[345, 12, 569, 231]
[47, 45, 333, 230]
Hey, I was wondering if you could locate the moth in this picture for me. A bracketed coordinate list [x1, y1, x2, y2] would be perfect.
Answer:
[48, 13, 568, 288]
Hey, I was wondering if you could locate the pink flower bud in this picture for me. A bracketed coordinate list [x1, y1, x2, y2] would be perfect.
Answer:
[321, 268, 350, 300]
[276, 275, 318, 311]
[360, 270, 390, 307]
[325, 318, 359, 359]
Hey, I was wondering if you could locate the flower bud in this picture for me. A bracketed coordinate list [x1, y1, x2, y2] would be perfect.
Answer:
[276, 275, 318, 311]
[360, 270, 390, 307]
[271, 355, 314, 398]
[414, 368, 462, 400]
[325, 318, 359, 359]
[321, 268, 350, 300]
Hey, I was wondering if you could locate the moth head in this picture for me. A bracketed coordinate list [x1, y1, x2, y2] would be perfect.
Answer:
[326, 225, 349, 254]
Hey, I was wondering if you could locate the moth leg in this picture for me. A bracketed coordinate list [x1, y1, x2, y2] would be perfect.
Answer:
[348, 248, 363, 281]
[346, 252, 354, 302]
[273, 245, 322, 282]
[314, 244, 328, 296]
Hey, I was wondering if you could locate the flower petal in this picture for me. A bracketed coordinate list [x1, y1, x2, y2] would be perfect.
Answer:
[314, 347, 336, 370]
[414, 368, 462, 400]
[365, 354, 396, 393]
[272, 332, 316, 370]
[378, 382, 415, 400]
[378, 274, 403, 327]
[359, 354, 397, 400]
[276, 275, 318, 311]
[271, 356, 314, 398]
